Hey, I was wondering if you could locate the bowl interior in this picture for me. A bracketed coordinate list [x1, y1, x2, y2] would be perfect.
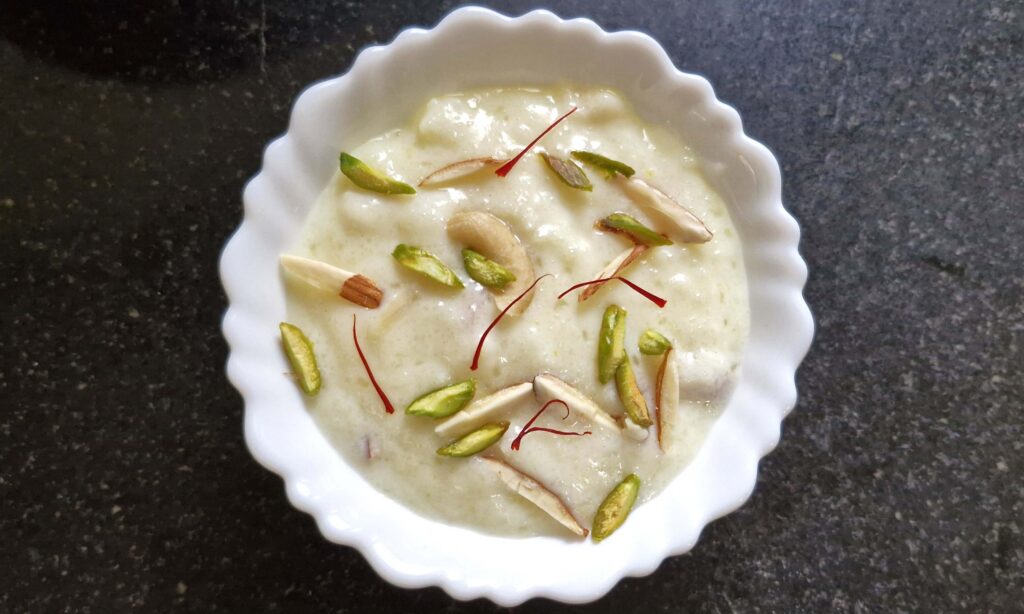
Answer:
[225, 7, 810, 606]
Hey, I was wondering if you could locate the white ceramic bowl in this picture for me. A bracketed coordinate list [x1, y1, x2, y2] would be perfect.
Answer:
[220, 6, 812, 605]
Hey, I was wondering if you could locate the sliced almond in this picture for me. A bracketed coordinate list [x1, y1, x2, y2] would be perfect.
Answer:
[579, 244, 648, 303]
[532, 373, 618, 432]
[280, 254, 383, 309]
[655, 348, 679, 451]
[434, 382, 532, 437]
[617, 176, 712, 243]
[418, 157, 504, 187]
[447, 211, 536, 316]
[478, 456, 588, 538]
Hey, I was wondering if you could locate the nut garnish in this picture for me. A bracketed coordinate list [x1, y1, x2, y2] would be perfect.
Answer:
[435, 382, 533, 437]
[579, 244, 648, 302]
[447, 211, 536, 316]
[598, 305, 627, 385]
[279, 322, 321, 395]
[540, 153, 592, 191]
[418, 157, 504, 187]
[655, 348, 679, 451]
[405, 379, 477, 419]
[279, 254, 383, 309]
[617, 176, 712, 243]
[615, 357, 652, 427]
[592, 474, 641, 541]
[462, 248, 516, 289]
[436, 421, 510, 457]
[339, 152, 416, 195]
[570, 150, 636, 178]
[478, 456, 589, 538]
[533, 373, 619, 431]
[597, 212, 673, 247]
[638, 329, 672, 355]
[392, 244, 464, 288]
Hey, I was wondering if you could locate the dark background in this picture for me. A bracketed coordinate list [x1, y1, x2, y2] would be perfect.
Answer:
[2, 1, 1021, 611]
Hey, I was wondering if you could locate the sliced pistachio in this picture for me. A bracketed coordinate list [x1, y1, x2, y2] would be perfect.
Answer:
[598, 305, 627, 385]
[478, 456, 589, 537]
[592, 474, 641, 541]
[339, 152, 416, 195]
[462, 248, 516, 289]
[435, 382, 533, 437]
[447, 211, 535, 316]
[279, 254, 383, 308]
[418, 157, 504, 187]
[436, 421, 509, 457]
[405, 379, 476, 418]
[598, 212, 672, 247]
[655, 348, 679, 452]
[392, 244, 464, 288]
[617, 176, 712, 243]
[639, 329, 672, 355]
[570, 150, 636, 178]
[540, 153, 592, 191]
[579, 244, 648, 302]
[615, 358, 652, 427]
[533, 373, 619, 431]
[279, 322, 321, 395]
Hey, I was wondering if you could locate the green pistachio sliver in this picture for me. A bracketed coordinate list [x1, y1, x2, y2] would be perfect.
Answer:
[462, 248, 517, 289]
[570, 150, 636, 178]
[615, 358, 652, 427]
[541, 153, 592, 191]
[592, 474, 641, 541]
[392, 244, 464, 288]
[279, 322, 321, 395]
[406, 379, 477, 418]
[638, 329, 672, 355]
[339, 152, 416, 195]
[599, 212, 673, 247]
[436, 421, 510, 457]
[598, 305, 627, 384]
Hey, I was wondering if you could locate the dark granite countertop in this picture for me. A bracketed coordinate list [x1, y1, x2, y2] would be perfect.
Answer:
[2, 1, 1021, 611]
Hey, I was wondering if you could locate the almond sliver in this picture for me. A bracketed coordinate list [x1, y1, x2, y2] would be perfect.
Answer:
[478, 456, 588, 538]
[434, 382, 532, 437]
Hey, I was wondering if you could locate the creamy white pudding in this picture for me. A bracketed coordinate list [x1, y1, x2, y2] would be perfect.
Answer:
[282, 85, 749, 538]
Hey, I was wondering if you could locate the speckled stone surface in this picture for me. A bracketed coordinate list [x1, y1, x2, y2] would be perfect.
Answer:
[1, 1, 1021, 611]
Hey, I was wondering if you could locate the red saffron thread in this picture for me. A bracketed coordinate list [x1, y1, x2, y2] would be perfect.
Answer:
[352, 314, 394, 414]
[511, 399, 592, 451]
[471, 274, 550, 371]
[557, 276, 668, 308]
[495, 107, 578, 177]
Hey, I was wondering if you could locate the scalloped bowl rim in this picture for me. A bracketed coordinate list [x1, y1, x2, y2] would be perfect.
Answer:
[220, 6, 813, 606]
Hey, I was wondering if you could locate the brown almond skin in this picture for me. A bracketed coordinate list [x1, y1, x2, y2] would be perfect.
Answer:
[340, 274, 383, 308]
[616, 359, 652, 427]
